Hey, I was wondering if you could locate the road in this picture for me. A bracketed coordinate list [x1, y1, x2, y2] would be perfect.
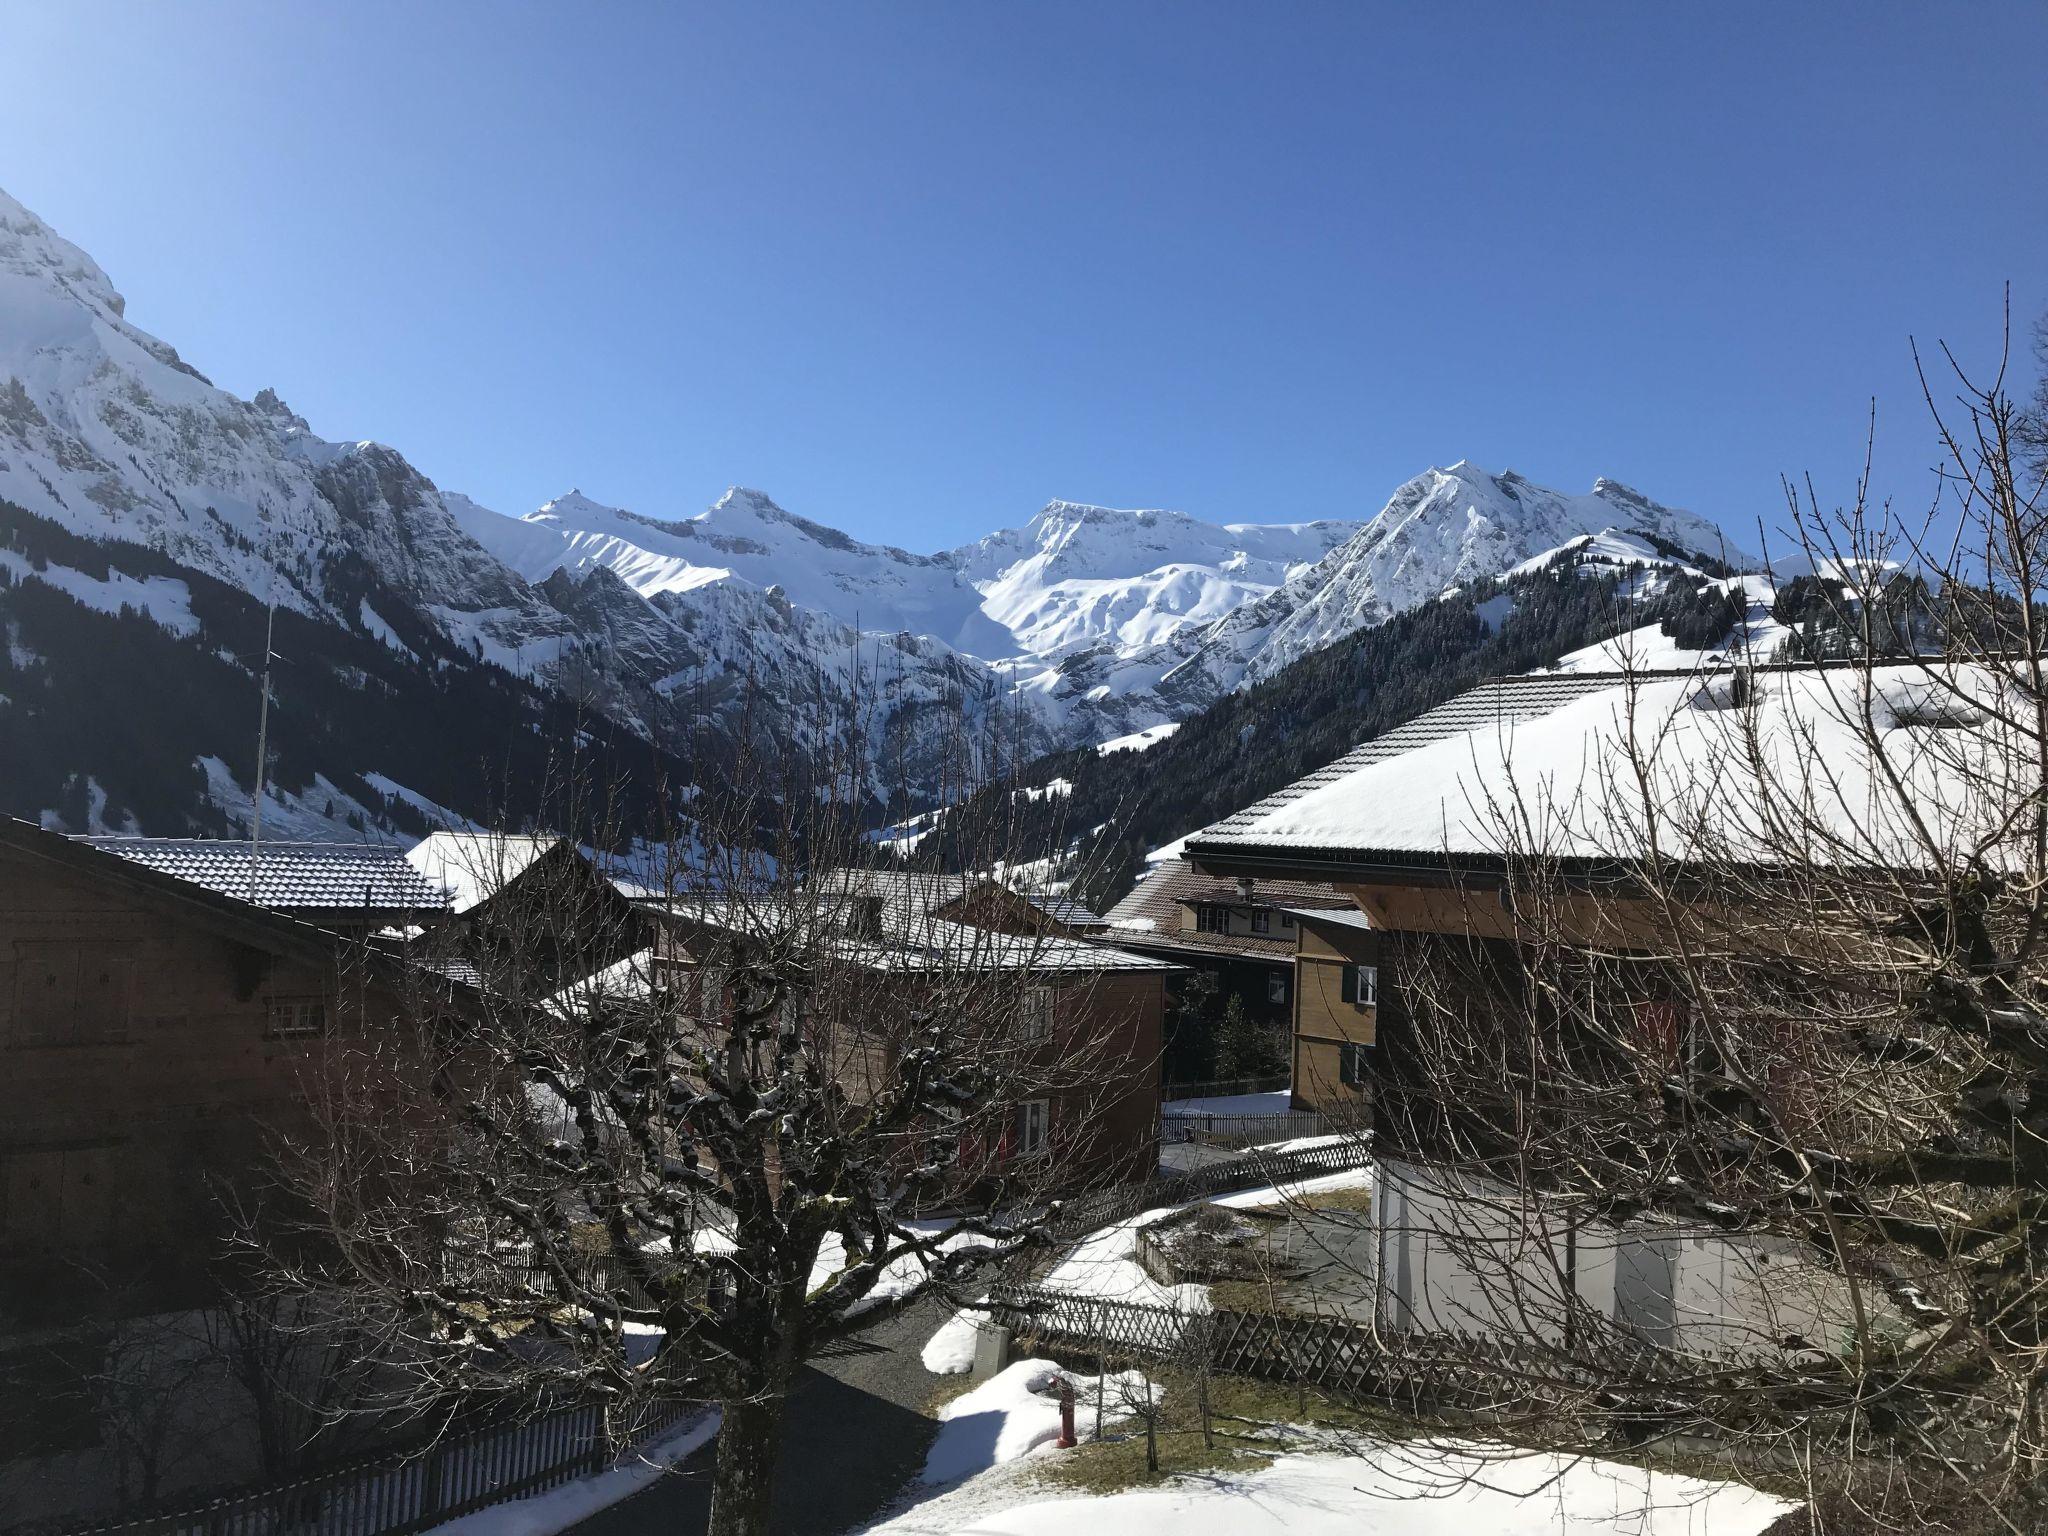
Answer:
[567, 1294, 954, 1536]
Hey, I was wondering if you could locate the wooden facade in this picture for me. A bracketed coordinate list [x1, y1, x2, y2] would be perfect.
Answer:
[0, 822, 426, 1325]
[1289, 911, 1380, 1115]
[649, 924, 1168, 1193]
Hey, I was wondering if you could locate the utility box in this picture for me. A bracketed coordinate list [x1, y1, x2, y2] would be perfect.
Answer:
[971, 1321, 1013, 1380]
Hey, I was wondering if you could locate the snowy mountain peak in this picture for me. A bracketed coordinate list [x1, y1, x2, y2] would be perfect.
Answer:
[0, 187, 126, 319]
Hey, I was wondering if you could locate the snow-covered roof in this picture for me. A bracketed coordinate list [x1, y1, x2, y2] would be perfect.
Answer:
[1099, 857, 1351, 962]
[78, 836, 449, 912]
[1190, 663, 2023, 874]
[405, 831, 566, 913]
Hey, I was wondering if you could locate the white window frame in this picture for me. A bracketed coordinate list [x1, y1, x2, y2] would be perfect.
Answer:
[1016, 1099, 1050, 1158]
[1353, 964, 1378, 1008]
[1019, 986, 1054, 1040]
[264, 997, 326, 1040]
[1266, 972, 1288, 1005]
[1250, 908, 1271, 934]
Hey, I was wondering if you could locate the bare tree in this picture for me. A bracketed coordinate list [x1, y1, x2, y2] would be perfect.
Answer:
[269, 732, 1148, 1535]
[1345, 321, 2048, 1532]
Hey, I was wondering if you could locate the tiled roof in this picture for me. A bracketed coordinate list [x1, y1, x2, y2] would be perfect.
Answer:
[1018, 891, 1106, 928]
[1186, 672, 1649, 857]
[79, 837, 451, 912]
[1099, 857, 1351, 963]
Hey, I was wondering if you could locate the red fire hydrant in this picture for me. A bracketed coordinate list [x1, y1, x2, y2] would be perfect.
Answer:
[1055, 1374, 1078, 1449]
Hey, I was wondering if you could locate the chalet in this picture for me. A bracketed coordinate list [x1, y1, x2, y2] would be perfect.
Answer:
[0, 820, 465, 1325]
[612, 867, 1178, 1190]
[1184, 671, 1643, 1116]
[1100, 857, 1356, 1054]
[1181, 664, 1936, 1355]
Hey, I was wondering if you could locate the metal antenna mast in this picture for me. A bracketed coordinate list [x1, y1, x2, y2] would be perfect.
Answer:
[250, 597, 278, 903]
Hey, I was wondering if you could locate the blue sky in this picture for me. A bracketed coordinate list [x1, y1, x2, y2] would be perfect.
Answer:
[2, 2, 2041, 554]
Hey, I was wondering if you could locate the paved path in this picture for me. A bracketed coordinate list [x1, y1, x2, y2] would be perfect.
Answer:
[567, 1294, 954, 1536]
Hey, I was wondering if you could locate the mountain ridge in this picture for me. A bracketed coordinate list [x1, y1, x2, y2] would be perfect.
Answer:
[0, 182, 1756, 836]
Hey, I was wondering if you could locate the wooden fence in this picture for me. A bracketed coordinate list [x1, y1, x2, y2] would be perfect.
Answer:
[12, 1396, 700, 1536]
[983, 1285, 1591, 1418]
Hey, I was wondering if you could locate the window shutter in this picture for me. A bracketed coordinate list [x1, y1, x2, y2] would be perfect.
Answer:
[1340, 965, 1357, 1005]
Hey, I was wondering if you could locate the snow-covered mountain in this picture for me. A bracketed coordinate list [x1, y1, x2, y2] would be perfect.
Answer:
[454, 485, 1355, 665]
[1062, 462, 1756, 714]
[0, 184, 1755, 835]
[943, 500, 1354, 658]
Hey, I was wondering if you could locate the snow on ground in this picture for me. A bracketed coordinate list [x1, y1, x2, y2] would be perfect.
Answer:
[421, 1410, 719, 1536]
[1040, 1208, 1210, 1310]
[919, 1359, 1155, 1487]
[867, 1438, 1791, 1536]
[0, 549, 201, 637]
[1550, 574, 1789, 675]
[922, 1306, 990, 1374]
[1210, 1164, 1373, 1210]
[358, 598, 418, 658]
[1096, 721, 1182, 756]
[1162, 1090, 1291, 1117]
[1471, 591, 1515, 632]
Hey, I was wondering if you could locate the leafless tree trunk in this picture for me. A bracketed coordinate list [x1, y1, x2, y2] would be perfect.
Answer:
[265, 707, 1140, 1536]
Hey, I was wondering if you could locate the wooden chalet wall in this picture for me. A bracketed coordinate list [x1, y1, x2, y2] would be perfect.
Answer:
[1290, 915, 1379, 1115]
[0, 839, 380, 1324]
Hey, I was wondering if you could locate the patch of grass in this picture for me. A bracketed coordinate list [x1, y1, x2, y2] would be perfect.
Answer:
[923, 1372, 979, 1417]
[1245, 1185, 1375, 1218]
[1205, 1278, 1289, 1314]
[1030, 1368, 1412, 1496]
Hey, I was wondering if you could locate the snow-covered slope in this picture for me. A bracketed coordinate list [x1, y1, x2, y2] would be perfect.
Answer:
[0, 183, 622, 703]
[944, 500, 1354, 658]
[461, 486, 1020, 656]
[1078, 463, 1752, 713]
[457, 486, 1357, 665]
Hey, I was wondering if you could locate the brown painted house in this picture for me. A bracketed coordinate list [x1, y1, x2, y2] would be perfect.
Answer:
[619, 869, 1177, 1191]
[0, 820, 458, 1325]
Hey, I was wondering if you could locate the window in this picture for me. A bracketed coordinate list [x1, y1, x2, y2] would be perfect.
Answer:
[1194, 904, 1229, 934]
[1019, 987, 1054, 1040]
[1339, 1041, 1370, 1087]
[1250, 909, 1271, 934]
[1339, 964, 1378, 1008]
[1016, 1100, 1050, 1158]
[1266, 972, 1288, 1006]
[264, 998, 327, 1039]
[1279, 912, 1295, 930]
